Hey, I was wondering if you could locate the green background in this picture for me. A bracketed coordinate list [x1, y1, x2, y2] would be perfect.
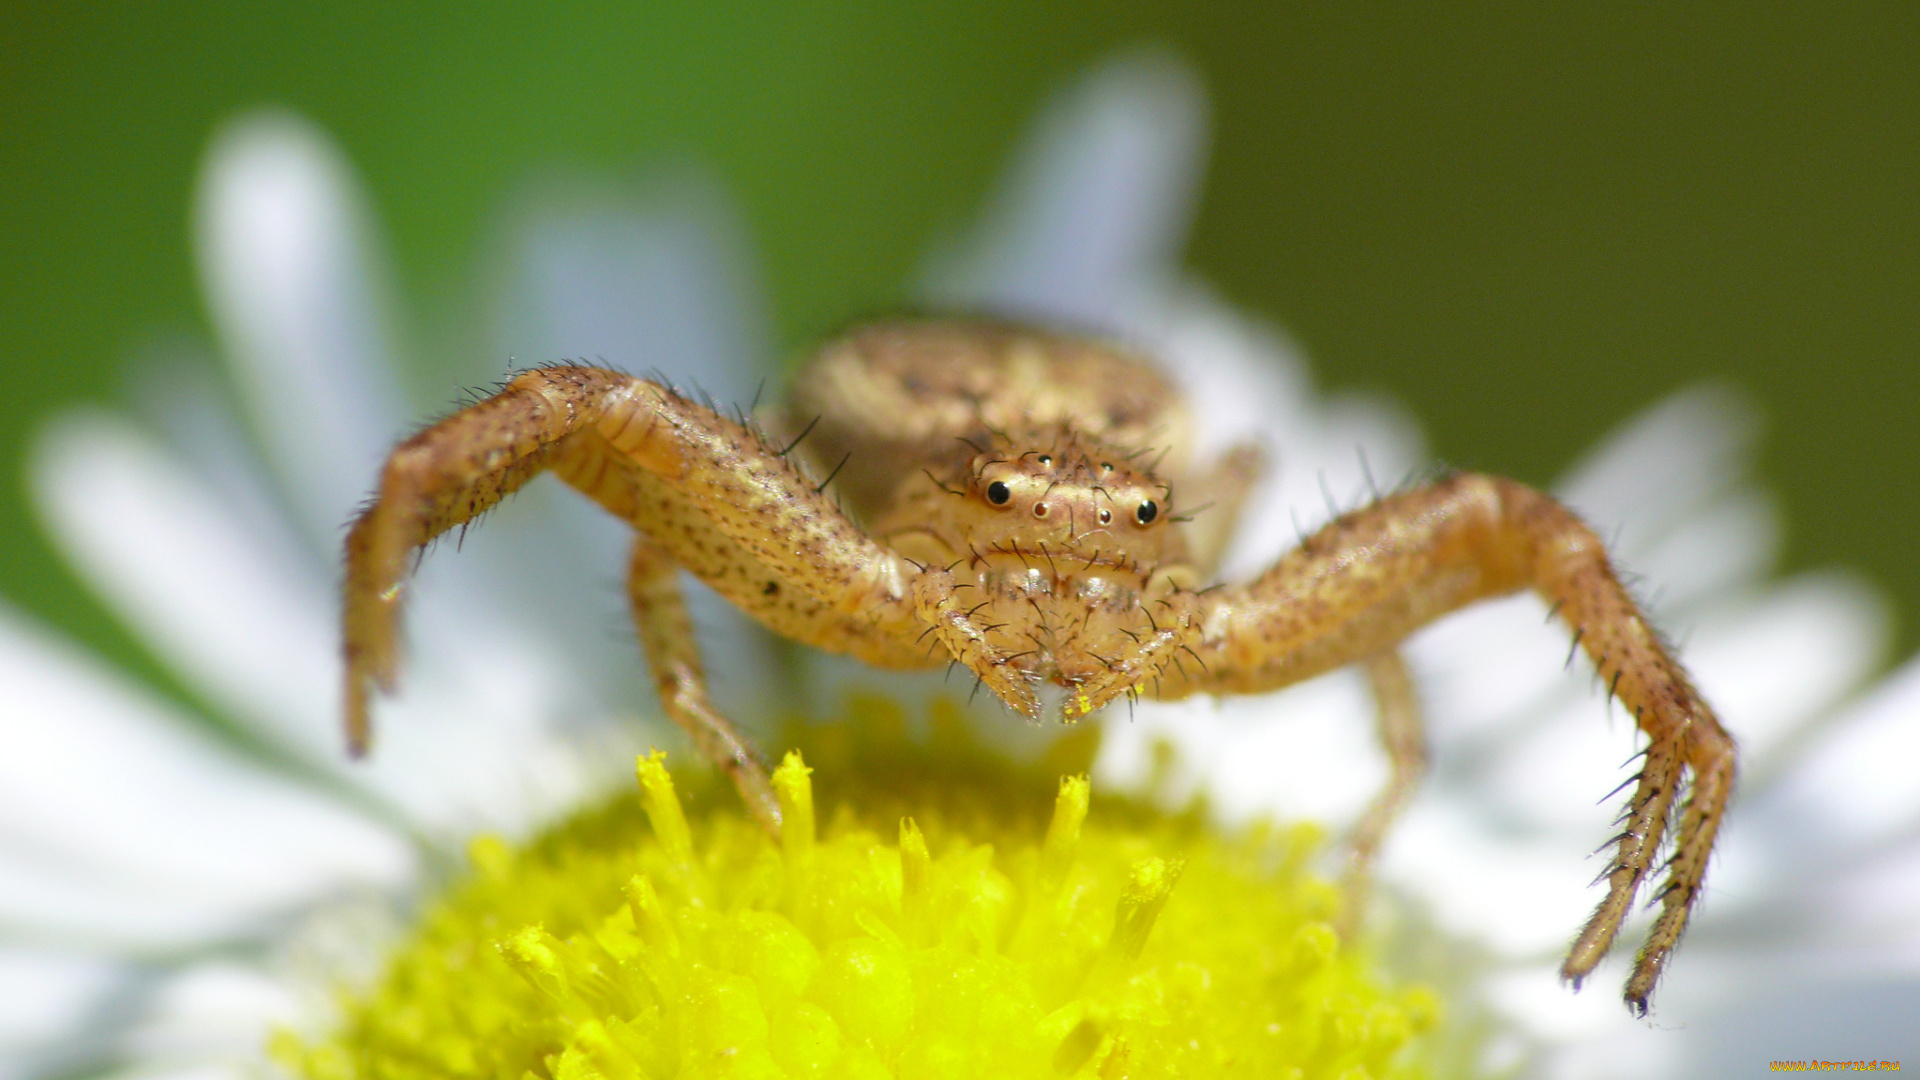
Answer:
[5, 5, 1917, 707]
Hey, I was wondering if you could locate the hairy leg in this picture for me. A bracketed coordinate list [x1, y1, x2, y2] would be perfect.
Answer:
[344, 366, 921, 766]
[1337, 649, 1428, 937]
[341, 369, 626, 754]
[569, 446, 933, 673]
[624, 535, 781, 833]
[1165, 472, 1735, 1015]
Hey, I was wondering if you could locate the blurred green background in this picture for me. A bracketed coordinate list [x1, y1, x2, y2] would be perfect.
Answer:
[6, 5, 1917, 706]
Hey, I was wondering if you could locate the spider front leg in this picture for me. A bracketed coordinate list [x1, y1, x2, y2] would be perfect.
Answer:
[343, 368, 621, 755]
[1165, 472, 1735, 1015]
[345, 366, 925, 835]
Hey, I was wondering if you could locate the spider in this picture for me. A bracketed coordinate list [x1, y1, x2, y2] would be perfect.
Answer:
[343, 319, 1734, 1016]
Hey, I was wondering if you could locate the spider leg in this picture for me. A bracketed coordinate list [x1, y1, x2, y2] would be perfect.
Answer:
[344, 366, 932, 834]
[1162, 473, 1734, 1015]
[343, 367, 628, 755]
[624, 534, 782, 834]
[1337, 649, 1427, 938]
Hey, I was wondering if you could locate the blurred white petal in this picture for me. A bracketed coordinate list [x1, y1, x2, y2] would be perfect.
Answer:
[33, 411, 338, 759]
[95, 1067, 245, 1080]
[1686, 572, 1888, 764]
[1671, 977, 1920, 1078]
[192, 110, 406, 542]
[1097, 670, 1386, 826]
[0, 853, 286, 956]
[1385, 800, 1601, 959]
[493, 171, 770, 403]
[0, 948, 125, 1077]
[1484, 965, 1667, 1049]
[31, 410, 616, 840]
[1627, 487, 1781, 613]
[1776, 648, 1920, 845]
[1823, 838, 1920, 954]
[923, 49, 1208, 337]
[116, 962, 299, 1064]
[1555, 383, 1760, 565]
[0, 606, 414, 948]
[1150, 285, 1320, 458]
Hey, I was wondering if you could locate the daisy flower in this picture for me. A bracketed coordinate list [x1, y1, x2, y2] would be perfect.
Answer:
[1, 49, 1914, 1079]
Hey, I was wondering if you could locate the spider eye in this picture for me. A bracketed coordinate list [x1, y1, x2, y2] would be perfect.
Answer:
[1135, 500, 1158, 525]
[986, 480, 1011, 505]
[1098, 508, 1113, 525]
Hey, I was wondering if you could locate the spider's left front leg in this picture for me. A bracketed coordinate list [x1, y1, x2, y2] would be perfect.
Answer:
[1162, 473, 1735, 1015]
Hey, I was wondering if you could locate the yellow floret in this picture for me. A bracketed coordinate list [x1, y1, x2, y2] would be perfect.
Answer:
[277, 698, 1448, 1079]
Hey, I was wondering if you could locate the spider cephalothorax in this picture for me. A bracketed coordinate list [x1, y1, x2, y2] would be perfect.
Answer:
[875, 427, 1193, 721]
[343, 318, 1735, 1015]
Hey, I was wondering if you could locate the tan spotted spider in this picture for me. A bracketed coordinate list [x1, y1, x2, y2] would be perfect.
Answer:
[343, 319, 1734, 1015]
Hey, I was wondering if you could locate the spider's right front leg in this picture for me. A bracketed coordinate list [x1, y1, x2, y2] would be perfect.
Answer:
[346, 365, 928, 833]
[344, 366, 636, 755]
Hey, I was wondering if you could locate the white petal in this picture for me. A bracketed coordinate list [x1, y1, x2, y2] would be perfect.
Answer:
[1475, 684, 1647, 837]
[0, 947, 125, 1078]
[0, 853, 263, 954]
[1380, 799, 1609, 959]
[1626, 487, 1780, 612]
[1684, 572, 1888, 765]
[193, 109, 406, 541]
[1097, 671, 1385, 828]
[1776, 647, 1920, 844]
[1821, 837, 1920, 957]
[31, 410, 613, 841]
[1554, 382, 1761, 566]
[117, 961, 297, 1063]
[1406, 592, 1581, 746]
[94, 1066, 248, 1080]
[493, 171, 770, 403]
[1661, 973, 1920, 1076]
[0, 605, 414, 948]
[922, 49, 1208, 336]
[33, 410, 342, 764]
[1150, 284, 1319, 462]
[1482, 963, 1663, 1049]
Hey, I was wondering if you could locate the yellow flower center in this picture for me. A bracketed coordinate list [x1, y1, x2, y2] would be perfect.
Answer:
[275, 699, 1443, 1079]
